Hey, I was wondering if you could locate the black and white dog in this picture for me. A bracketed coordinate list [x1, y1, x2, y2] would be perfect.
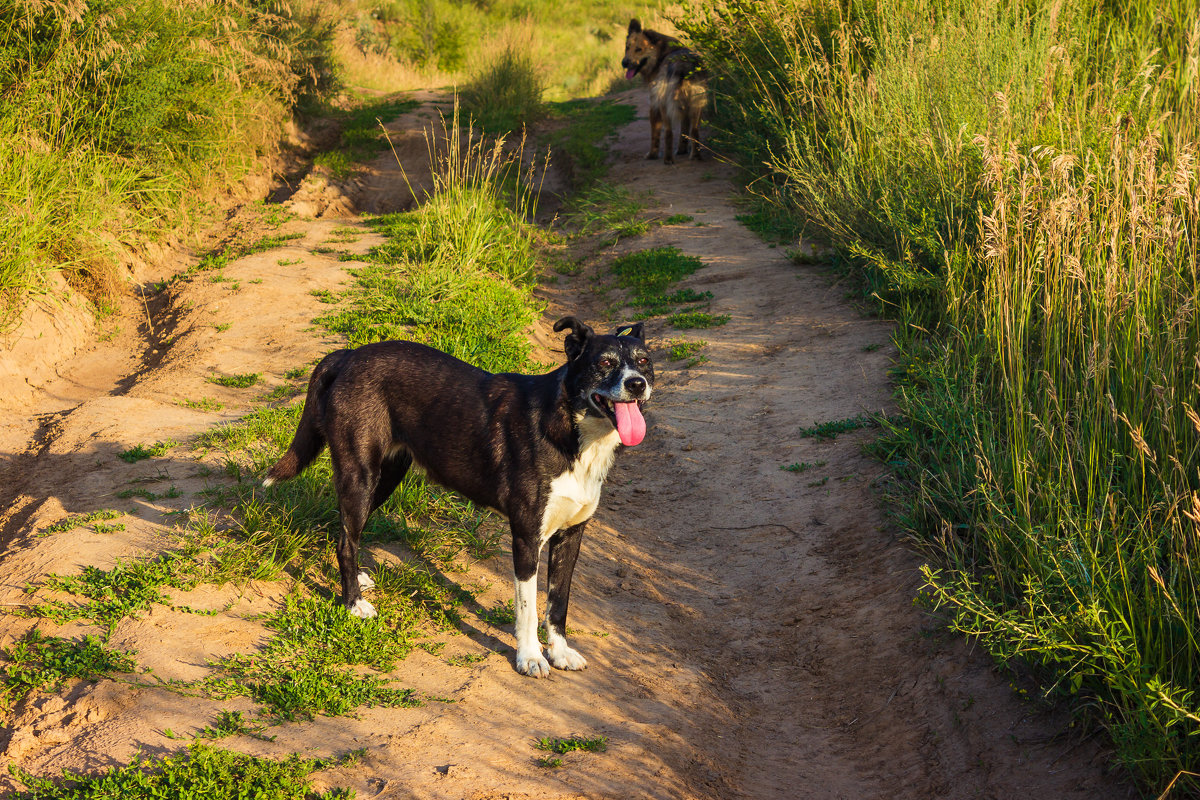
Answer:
[263, 316, 653, 677]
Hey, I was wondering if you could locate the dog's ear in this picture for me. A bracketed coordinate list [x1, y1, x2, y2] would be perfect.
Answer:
[554, 316, 594, 361]
[628, 18, 642, 35]
[612, 322, 645, 343]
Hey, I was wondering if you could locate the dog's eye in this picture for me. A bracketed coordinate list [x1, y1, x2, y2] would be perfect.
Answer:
[599, 358, 615, 368]
[637, 357, 649, 366]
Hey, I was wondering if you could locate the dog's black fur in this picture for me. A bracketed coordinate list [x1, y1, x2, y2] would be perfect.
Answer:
[264, 316, 653, 676]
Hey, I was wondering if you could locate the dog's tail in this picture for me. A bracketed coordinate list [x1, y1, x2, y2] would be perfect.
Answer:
[263, 349, 350, 487]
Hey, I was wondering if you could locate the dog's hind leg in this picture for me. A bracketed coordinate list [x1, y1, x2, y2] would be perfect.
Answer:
[330, 445, 380, 619]
[545, 522, 588, 671]
[511, 523, 550, 677]
[352, 449, 412, 593]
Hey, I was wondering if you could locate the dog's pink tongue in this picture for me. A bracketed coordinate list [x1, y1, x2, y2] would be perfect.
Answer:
[613, 402, 646, 446]
[625, 67, 637, 80]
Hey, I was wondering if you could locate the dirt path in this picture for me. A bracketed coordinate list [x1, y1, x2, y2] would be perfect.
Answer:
[0, 94, 1130, 798]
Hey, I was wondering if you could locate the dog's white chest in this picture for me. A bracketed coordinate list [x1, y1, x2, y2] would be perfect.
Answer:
[540, 421, 621, 543]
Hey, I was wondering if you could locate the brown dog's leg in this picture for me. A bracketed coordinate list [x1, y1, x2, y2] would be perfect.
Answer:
[647, 107, 662, 159]
[663, 114, 676, 165]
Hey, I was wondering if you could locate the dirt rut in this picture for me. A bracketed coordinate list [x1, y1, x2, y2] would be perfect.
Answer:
[0, 94, 1130, 798]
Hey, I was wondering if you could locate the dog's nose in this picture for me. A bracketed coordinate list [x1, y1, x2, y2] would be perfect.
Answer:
[621, 58, 630, 68]
[625, 376, 646, 397]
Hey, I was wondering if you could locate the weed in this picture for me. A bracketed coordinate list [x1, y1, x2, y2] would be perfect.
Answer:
[1, 629, 136, 713]
[537, 756, 564, 768]
[535, 735, 608, 755]
[798, 415, 876, 441]
[668, 340, 707, 361]
[611, 248, 705, 314]
[178, 397, 224, 412]
[195, 710, 276, 742]
[283, 367, 309, 380]
[479, 600, 516, 627]
[6, 743, 355, 800]
[118, 441, 178, 463]
[663, 214, 694, 225]
[207, 373, 261, 389]
[668, 311, 729, 330]
[43, 510, 124, 536]
[445, 653, 489, 667]
[781, 461, 826, 474]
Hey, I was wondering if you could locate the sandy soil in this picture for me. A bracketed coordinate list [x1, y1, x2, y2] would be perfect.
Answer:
[0, 92, 1133, 798]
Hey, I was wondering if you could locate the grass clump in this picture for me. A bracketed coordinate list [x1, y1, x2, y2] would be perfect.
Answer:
[678, 0, 1200, 788]
[207, 373, 262, 389]
[1, 629, 136, 713]
[0, 0, 338, 325]
[6, 742, 356, 800]
[43, 510, 124, 536]
[118, 441, 178, 463]
[667, 311, 728, 330]
[535, 735, 608, 754]
[461, 32, 545, 135]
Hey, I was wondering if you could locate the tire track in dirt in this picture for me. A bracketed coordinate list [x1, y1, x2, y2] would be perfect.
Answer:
[0, 94, 1132, 799]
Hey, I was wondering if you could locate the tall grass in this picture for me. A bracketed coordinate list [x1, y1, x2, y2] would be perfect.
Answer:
[678, 0, 1200, 790]
[337, 0, 668, 99]
[0, 0, 338, 324]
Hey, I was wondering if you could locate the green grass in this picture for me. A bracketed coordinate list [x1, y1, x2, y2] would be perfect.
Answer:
[781, 461, 825, 474]
[679, 0, 1200, 789]
[0, 0, 338, 326]
[667, 338, 708, 368]
[667, 311, 729, 330]
[317, 96, 421, 177]
[42, 510, 125, 536]
[118, 441, 178, 463]
[535, 735, 608, 755]
[6, 742, 358, 800]
[461, 39, 545, 135]
[545, 100, 639, 188]
[478, 600, 516, 628]
[178, 398, 225, 412]
[798, 415, 876, 442]
[1, 629, 136, 714]
[207, 373, 261, 389]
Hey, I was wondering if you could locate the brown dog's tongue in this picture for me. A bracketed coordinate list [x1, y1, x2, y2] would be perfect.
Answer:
[625, 68, 637, 80]
[613, 402, 646, 446]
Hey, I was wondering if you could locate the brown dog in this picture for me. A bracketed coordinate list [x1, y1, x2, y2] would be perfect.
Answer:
[622, 19, 708, 164]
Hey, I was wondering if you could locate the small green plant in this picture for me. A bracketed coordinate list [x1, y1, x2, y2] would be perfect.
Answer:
[1, 629, 136, 712]
[611, 247, 705, 312]
[284, 366, 309, 380]
[195, 710, 277, 742]
[118, 441, 178, 463]
[663, 213, 694, 225]
[798, 415, 876, 441]
[478, 600, 516, 627]
[668, 339, 706, 360]
[42, 510, 124, 535]
[445, 652, 489, 667]
[668, 311, 730, 329]
[536, 756, 564, 768]
[178, 397, 224, 412]
[781, 460, 826, 474]
[6, 742, 355, 799]
[535, 735, 608, 755]
[207, 373, 261, 389]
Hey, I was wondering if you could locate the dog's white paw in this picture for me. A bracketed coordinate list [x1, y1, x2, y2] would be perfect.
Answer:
[516, 649, 551, 678]
[348, 598, 377, 619]
[548, 643, 588, 671]
[357, 571, 376, 591]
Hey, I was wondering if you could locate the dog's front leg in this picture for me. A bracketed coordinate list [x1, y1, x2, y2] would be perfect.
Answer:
[545, 522, 587, 671]
[511, 530, 550, 677]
